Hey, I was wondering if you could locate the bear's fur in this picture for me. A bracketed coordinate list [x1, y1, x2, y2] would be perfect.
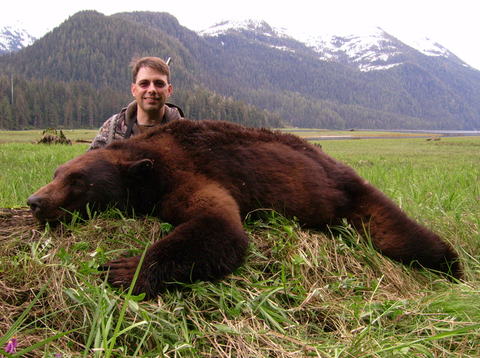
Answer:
[28, 120, 461, 299]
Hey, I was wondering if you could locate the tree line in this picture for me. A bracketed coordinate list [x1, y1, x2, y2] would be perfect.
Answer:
[0, 75, 282, 130]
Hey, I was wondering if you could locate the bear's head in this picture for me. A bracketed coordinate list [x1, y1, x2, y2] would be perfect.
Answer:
[27, 149, 154, 223]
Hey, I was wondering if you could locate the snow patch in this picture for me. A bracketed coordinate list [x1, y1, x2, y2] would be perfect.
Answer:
[359, 63, 401, 72]
[198, 18, 290, 39]
[401, 35, 451, 57]
[0, 20, 36, 53]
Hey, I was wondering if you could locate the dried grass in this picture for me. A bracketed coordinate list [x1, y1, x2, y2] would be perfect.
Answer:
[0, 209, 478, 357]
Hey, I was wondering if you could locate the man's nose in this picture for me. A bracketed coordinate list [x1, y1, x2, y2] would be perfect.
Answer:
[147, 82, 157, 92]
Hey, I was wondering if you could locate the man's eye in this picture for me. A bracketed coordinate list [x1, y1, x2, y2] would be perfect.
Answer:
[138, 81, 166, 88]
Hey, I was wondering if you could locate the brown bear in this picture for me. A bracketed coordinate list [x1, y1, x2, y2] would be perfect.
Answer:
[27, 120, 461, 299]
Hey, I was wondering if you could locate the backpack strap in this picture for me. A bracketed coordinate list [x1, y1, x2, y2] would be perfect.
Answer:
[124, 112, 137, 139]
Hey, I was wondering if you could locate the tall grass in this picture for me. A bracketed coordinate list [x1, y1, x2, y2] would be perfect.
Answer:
[323, 138, 480, 259]
[0, 136, 479, 357]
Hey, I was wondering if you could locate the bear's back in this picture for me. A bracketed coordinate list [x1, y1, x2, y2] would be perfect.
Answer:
[140, 119, 325, 162]
[135, 120, 345, 224]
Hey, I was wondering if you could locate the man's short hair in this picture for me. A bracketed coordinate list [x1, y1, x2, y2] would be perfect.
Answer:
[131, 57, 171, 84]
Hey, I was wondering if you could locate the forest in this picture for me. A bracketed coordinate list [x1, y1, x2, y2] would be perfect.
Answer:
[0, 75, 282, 130]
[0, 10, 479, 130]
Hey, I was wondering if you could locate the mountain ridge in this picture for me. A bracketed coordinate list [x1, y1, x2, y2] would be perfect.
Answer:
[2, 16, 471, 71]
[197, 19, 470, 72]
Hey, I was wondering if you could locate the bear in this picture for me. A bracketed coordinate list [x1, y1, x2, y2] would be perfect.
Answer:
[27, 119, 461, 299]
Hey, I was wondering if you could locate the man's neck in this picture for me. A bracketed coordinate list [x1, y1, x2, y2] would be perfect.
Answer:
[136, 106, 165, 126]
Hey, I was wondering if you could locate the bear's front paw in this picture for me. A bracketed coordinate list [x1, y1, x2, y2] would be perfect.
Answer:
[100, 255, 141, 289]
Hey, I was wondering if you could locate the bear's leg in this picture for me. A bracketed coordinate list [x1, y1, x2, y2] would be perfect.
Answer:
[344, 179, 461, 279]
[101, 184, 249, 299]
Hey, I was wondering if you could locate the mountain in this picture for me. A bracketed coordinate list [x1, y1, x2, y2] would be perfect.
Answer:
[285, 27, 467, 72]
[198, 19, 470, 71]
[1, 11, 479, 130]
[0, 11, 282, 130]
[0, 21, 36, 55]
[194, 18, 480, 129]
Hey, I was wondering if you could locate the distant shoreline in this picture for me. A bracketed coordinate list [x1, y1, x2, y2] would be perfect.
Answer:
[283, 129, 480, 141]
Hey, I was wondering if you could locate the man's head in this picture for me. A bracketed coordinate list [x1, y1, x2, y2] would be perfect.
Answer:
[132, 57, 171, 84]
[131, 57, 173, 120]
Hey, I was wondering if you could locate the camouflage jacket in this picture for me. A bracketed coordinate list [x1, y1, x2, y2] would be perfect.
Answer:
[87, 101, 183, 151]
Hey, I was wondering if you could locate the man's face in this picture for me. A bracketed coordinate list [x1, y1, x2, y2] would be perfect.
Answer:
[131, 66, 172, 117]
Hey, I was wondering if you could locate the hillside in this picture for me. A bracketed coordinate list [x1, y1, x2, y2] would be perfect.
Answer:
[194, 19, 480, 129]
[0, 11, 281, 130]
[1, 10, 480, 130]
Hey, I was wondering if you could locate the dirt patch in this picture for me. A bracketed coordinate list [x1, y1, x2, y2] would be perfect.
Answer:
[0, 207, 42, 242]
[0, 207, 35, 225]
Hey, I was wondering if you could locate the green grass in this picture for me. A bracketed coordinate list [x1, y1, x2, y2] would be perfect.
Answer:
[0, 129, 98, 143]
[0, 134, 479, 357]
[0, 143, 88, 207]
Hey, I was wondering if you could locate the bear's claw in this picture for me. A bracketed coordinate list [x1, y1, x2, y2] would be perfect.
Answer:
[100, 255, 142, 289]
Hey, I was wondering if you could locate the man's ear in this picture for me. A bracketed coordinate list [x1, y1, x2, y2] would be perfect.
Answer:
[126, 159, 154, 177]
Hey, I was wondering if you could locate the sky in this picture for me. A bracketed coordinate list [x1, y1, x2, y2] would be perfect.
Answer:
[2, 0, 479, 70]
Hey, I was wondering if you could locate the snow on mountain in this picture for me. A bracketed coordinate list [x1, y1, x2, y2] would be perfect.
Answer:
[306, 29, 463, 71]
[0, 21, 36, 54]
[400, 35, 452, 57]
[198, 18, 290, 39]
[199, 20, 465, 72]
[294, 27, 405, 71]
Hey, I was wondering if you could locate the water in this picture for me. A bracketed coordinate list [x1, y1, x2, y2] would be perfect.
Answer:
[298, 129, 480, 141]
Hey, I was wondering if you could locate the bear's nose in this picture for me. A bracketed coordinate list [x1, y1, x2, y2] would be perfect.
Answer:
[27, 195, 43, 213]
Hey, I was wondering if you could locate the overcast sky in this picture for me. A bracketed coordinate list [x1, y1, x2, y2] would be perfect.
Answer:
[2, 0, 479, 70]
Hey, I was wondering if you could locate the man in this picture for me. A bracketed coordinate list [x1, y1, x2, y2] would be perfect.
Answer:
[87, 57, 184, 151]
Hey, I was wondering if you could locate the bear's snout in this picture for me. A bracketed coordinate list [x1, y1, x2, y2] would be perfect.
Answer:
[27, 195, 44, 215]
[27, 194, 61, 222]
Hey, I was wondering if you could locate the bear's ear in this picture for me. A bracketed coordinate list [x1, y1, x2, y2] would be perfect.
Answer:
[126, 159, 154, 177]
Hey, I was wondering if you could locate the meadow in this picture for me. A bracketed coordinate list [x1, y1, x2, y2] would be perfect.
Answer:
[0, 131, 479, 357]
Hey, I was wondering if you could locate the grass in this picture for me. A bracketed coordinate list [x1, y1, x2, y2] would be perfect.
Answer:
[0, 142, 89, 207]
[0, 134, 479, 357]
[0, 130, 98, 143]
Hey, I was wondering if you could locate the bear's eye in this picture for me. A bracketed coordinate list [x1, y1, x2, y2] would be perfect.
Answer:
[68, 172, 87, 188]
